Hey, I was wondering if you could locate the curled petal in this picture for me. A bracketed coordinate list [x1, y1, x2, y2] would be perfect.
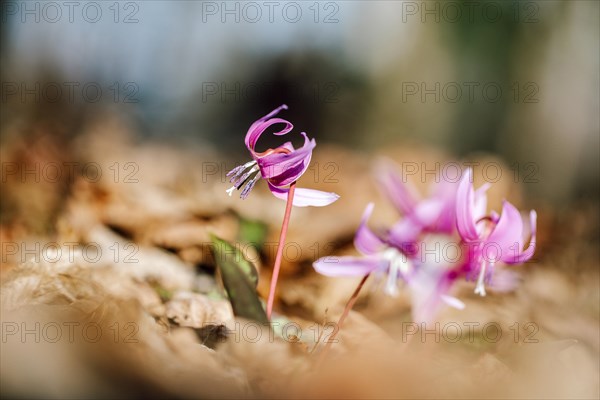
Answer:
[257, 133, 315, 184]
[502, 209, 537, 264]
[456, 169, 480, 242]
[375, 159, 419, 215]
[473, 183, 491, 225]
[245, 104, 288, 148]
[267, 182, 339, 207]
[486, 201, 524, 264]
[247, 104, 288, 133]
[354, 203, 386, 256]
[246, 118, 294, 152]
[313, 255, 382, 277]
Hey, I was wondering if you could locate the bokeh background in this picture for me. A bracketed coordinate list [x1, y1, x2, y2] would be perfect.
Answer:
[2, 0, 598, 201]
[1, 1, 599, 398]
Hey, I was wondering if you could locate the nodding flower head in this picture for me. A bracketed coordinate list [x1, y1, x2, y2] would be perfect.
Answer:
[313, 202, 465, 322]
[313, 203, 413, 295]
[225, 104, 339, 207]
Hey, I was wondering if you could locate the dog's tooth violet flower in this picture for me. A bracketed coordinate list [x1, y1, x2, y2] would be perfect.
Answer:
[314, 203, 464, 327]
[456, 169, 537, 296]
[225, 104, 339, 207]
[314, 203, 413, 296]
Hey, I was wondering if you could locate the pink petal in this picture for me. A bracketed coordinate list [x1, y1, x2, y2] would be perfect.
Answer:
[413, 198, 445, 226]
[267, 183, 339, 207]
[245, 116, 294, 151]
[473, 183, 491, 236]
[313, 255, 382, 277]
[408, 267, 457, 324]
[245, 104, 288, 148]
[456, 169, 480, 242]
[440, 295, 465, 309]
[431, 180, 459, 233]
[502, 209, 537, 264]
[375, 159, 419, 215]
[257, 133, 315, 184]
[354, 203, 386, 255]
[485, 200, 524, 264]
[389, 218, 423, 245]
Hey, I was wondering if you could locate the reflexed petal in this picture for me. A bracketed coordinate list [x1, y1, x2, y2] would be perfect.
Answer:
[245, 104, 288, 148]
[432, 180, 459, 233]
[486, 200, 524, 264]
[245, 117, 294, 152]
[354, 203, 386, 255]
[247, 104, 288, 133]
[267, 182, 339, 207]
[502, 209, 537, 264]
[456, 169, 480, 242]
[473, 183, 491, 232]
[313, 255, 382, 277]
[375, 159, 419, 215]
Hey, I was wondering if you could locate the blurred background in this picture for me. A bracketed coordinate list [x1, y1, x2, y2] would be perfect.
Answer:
[1, 0, 599, 277]
[1, 2, 599, 398]
[2, 0, 598, 199]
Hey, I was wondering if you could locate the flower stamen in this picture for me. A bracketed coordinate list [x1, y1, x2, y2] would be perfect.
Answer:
[474, 261, 487, 296]
[226, 160, 261, 198]
[381, 247, 412, 296]
[240, 174, 260, 199]
[226, 160, 256, 178]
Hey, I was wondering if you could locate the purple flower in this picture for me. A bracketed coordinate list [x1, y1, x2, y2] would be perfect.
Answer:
[376, 160, 460, 246]
[313, 203, 464, 322]
[456, 169, 537, 296]
[314, 203, 413, 295]
[225, 105, 339, 207]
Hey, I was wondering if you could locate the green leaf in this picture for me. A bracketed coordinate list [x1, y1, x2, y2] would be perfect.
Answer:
[238, 217, 269, 251]
[210, 235, 268, 324]
[211, 234, 258, 288]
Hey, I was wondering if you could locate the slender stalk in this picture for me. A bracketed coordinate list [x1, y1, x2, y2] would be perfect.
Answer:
[266, 181, 296, 320]
[316, 273, 370, 366]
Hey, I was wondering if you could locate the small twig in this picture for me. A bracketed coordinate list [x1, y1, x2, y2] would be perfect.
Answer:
[316, 273, 370, 366]
[309, 309, 329, 354]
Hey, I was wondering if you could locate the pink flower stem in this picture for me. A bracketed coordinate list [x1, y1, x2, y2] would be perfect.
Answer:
[316, 273, 370, 366]
[266, 181, 296, 320]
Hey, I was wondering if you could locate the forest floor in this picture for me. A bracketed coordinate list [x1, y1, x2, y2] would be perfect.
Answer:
[1, 116, 598, 399]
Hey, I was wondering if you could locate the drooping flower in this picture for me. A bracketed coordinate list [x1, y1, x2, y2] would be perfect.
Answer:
[225, 105, 339, 207]
[314, 203, 412, 295]
[456, 169, 537, 296]
[313, 203, 464, 322]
